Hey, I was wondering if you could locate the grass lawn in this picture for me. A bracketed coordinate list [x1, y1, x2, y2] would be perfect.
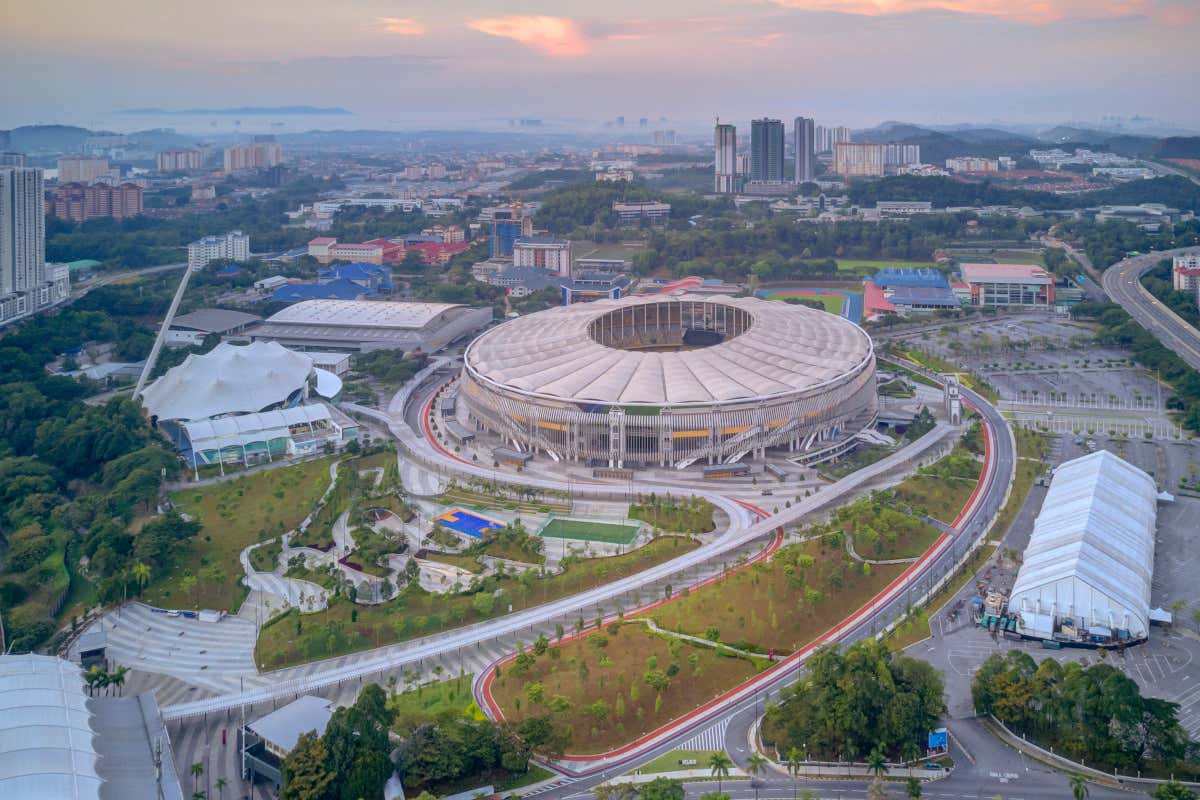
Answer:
[892, 448, 983, 525]
[479, 537, 547, 565]
[761, 292, 847, 315]
[147, 457, 335, 611]
[490, 623, 756, 754]
[256, 536, 700, 670]
[285, 561, 340, 591]
[248, 539, 283, 573]
[651, 538, 905, 655]
[389, 673, 483, 720]
[540, 517, 640, 545]
[422, 551, 484, 573]
[638, 749, 722, 774]
[629, 497, 715, 534]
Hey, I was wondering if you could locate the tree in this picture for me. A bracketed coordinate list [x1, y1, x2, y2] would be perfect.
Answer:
[639, 777, 685, 800]
[108, 664, 128, 696]
[1070, 773, 1089, 800]
[214, 777, 227, 800]
[1153, 781, 1198, 800]
[708, 752, 733, 793]
[906, 776, 922, 799]
[786, 747, 803, 800]
[867, 749, 887, 779]
[747, 752, 768, 800]
[131, 560, 151, 593]
[189, 762, 203, 797]
[281, 731, 334, 800]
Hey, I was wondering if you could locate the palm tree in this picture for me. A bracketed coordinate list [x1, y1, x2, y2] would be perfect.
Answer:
[214, 778, 227, 800]
[85, 665, 105, 697]
[108, 665, 128, 697]
[867, 749, 887, 779]
[192, 793, 207, 800]
[1069, 773, 1089, 800]
[132, 561, 151, 594]
[708, 752, 733, 793]
[190, 761, 204, 797]
[747, 752, 768, 800]
[786, 747, 803, 800]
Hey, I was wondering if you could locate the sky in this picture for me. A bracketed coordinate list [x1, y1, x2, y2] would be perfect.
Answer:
[3, 0, 1199, 134]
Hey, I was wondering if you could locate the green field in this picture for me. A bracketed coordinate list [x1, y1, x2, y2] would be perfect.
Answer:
[638, 749, 723, 774]
[761, 292, 846, 315]
[539, 516, 640, 544]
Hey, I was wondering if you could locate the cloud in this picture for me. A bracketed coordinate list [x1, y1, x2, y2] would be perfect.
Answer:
[375, 17, 427, 36]
[764, 0, 1180, 24]
[467, 16, 591, 56]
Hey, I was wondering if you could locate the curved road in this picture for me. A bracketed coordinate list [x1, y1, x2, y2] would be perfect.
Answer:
[1101, 246, 1200, 371]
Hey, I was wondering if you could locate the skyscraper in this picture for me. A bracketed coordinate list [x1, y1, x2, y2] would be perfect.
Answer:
[793, 116, 816, 184]
[0, 167, 68, 326]
[750, 118, 784, 183]
[713, 121, 737, 194]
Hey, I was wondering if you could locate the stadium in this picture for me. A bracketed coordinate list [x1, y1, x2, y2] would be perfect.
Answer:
[460, 295, 877, 469]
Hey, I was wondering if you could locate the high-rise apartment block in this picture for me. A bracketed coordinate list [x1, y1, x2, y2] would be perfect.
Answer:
[513, 237, 573, 276]
[57, 156, 111, 184]
[48, 182, 143, 222]
[834, 143, 884, 177]
[793, 116, 816, 184]
[815, 125, 851, 154]
[158, 149, 204, 173]
[187, 231, 250, 270]
[833, 143, 921, 176]
[490, 207, 534, 257]
[713, 122, 737, 194]
[0, 168, 69, 327]
[1174, 255, 1200, 303]
[223, 142, 283, 172]
[0, 153, 26, 167]
[652, 130, 676, 146]
[750, 119, 785, 183]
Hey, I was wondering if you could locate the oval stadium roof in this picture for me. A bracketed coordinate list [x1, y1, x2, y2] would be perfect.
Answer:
[141, 341, 314, 422]
[465, 294, 872, 405]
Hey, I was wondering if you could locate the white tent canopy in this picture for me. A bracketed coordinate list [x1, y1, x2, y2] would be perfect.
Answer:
[1009, 450, 1158, 640]
[0, 655, 101, 800]
[142, 341, 314, 422]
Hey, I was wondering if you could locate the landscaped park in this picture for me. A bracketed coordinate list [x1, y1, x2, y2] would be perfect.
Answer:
[487, 432, 988, 754]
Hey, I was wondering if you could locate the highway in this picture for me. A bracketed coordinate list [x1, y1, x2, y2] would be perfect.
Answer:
[1101, 246, 1200, 372]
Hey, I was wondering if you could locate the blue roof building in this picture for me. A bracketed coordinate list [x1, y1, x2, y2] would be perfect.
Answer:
[871, 267, 949, 290]
[271, 279, 367, 303]
[318, 262, 392, 292]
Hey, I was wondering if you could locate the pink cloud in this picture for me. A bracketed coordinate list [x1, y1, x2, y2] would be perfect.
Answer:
[766, 0, 1178, 24]
[375, 17, 427, 35]
[467, 16, 591, 56]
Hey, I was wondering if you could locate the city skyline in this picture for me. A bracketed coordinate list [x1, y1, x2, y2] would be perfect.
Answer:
[4, 0, 1200, 131]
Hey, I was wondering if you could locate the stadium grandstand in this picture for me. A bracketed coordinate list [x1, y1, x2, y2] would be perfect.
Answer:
[460, 295, 876, 469]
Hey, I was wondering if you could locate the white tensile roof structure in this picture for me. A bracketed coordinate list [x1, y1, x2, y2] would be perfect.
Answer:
[141, 341, 314, 422]
[465, 294, 872, 405]
[0, 655, 100, 799]
[1009, 450, 1158, 640]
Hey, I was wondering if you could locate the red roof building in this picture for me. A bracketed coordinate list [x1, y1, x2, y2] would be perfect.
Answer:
[408, 241, 471, 265]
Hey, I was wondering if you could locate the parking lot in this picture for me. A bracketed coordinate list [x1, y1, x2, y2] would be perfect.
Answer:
[912, 426, 1200, 732]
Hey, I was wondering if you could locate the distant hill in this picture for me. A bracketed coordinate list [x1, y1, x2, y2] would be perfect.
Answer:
[7, 125, 98, 153]
[851, 122, 1036, 163]
[119, 105, 352, 116]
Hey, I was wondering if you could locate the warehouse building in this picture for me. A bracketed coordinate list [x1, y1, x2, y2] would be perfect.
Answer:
[249, 299, 492, 353]
[1009, 451, 1160, 645]
[165, 308, 261, 347]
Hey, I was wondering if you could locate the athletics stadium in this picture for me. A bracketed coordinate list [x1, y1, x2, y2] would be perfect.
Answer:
[459, 295, 877, 469]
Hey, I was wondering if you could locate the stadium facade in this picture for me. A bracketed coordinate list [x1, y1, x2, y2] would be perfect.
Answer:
[461, 295, 876, 468]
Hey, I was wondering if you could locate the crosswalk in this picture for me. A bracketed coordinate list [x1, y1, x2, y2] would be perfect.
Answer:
[681, 716, 730, 751]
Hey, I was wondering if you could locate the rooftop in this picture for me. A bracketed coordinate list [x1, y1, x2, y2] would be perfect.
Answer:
[247, 695, 333, 753]
[959, 263, 1052, 284]
[171, 308, 261, 334]
[265, 299, 466, 330]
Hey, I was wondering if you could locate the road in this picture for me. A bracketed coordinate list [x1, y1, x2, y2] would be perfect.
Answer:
[161, 356, 1024, 796]
[1101, 246, 1200, 372]
[1041, 234, 1107, 302]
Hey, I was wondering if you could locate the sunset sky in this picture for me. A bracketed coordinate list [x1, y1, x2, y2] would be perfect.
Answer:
[4, 0, 1199, 131]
